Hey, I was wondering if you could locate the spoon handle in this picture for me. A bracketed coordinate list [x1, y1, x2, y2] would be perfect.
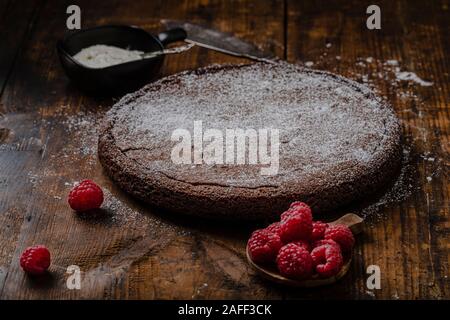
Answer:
[141, 43, 195, 59]
[329, 213, 364, 235]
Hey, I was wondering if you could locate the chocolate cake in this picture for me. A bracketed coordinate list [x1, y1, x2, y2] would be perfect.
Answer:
[98, 62, 402, 220]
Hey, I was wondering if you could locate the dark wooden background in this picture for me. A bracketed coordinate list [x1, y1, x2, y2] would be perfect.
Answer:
[0, 0, 448, 299]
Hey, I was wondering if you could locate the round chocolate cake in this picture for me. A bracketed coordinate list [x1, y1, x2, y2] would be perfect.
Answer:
[98, 62, 402, 220]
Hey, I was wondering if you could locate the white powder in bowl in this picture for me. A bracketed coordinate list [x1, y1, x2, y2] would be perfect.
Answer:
[73, 45, 144, 68]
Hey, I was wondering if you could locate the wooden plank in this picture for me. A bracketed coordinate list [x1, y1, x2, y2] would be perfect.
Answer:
[286, 0, 449, 299]
[0, 0, 47, 296]
[0, 0, 286, 299]
[0, 0, 44, 99]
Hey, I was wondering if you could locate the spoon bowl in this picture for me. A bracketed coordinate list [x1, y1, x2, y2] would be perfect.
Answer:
[57, 25, 187, 95]
[246, 213, 364, 287]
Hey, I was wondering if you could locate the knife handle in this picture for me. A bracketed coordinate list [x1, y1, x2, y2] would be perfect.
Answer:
[157, 28, 187, 46]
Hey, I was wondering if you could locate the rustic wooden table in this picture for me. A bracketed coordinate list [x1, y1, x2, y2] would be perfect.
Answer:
[0, 0, 448, 300]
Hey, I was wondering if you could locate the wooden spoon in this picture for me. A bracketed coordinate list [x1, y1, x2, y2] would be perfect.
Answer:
[246, 213, 364, 287]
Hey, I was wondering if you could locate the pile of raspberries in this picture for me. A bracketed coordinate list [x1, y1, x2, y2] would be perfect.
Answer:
[247, 201, 355, 280]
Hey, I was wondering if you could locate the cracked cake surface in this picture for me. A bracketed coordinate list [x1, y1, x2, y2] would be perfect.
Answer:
[98, 62, 402, 220]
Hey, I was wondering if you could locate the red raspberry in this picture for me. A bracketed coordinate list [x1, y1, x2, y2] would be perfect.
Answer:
[279, 205, 312, 242]
[311, 221, 329, 241]
[291, 240, 311, 252]
[20, 245, 51, 275]
[265, 222, 281, 235]
[68, 179, 104, 211]
[247, 229, 283, 264]
[324, 224, 355, 253]
[280, 201, 311, 221]
[311, 243, 343, 278]
[276, 243, 313, 280]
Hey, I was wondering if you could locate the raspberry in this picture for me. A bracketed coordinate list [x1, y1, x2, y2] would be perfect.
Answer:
[247, 229, 283, 264]
[280, 201, 311, 221]
[20, 245, 51, 275]
[311, 243, 343, 278]
[324, 224, 355, 253]
[311, 221, 329, 241]
[279, 205, 312, 242]
[265, 222, 281, 235]
[291, 240, 311, 252]
[276, 243, 313, 280]
[68, 179, 104, 211]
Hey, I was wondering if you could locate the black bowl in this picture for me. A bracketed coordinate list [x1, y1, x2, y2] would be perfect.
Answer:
[57, 25, 186, 95]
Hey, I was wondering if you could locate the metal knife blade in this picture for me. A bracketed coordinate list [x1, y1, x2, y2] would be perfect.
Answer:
[161, 19, 276, 63]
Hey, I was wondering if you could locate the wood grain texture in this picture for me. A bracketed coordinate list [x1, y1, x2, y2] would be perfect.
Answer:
[0, 0, 448, 299]
[286, 0, 449, 299]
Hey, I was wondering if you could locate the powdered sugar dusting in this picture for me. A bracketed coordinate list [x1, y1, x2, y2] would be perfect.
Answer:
[107, 62, 401, 189]
[395, 70, 433, 86]
[357, 144, 415, 221]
